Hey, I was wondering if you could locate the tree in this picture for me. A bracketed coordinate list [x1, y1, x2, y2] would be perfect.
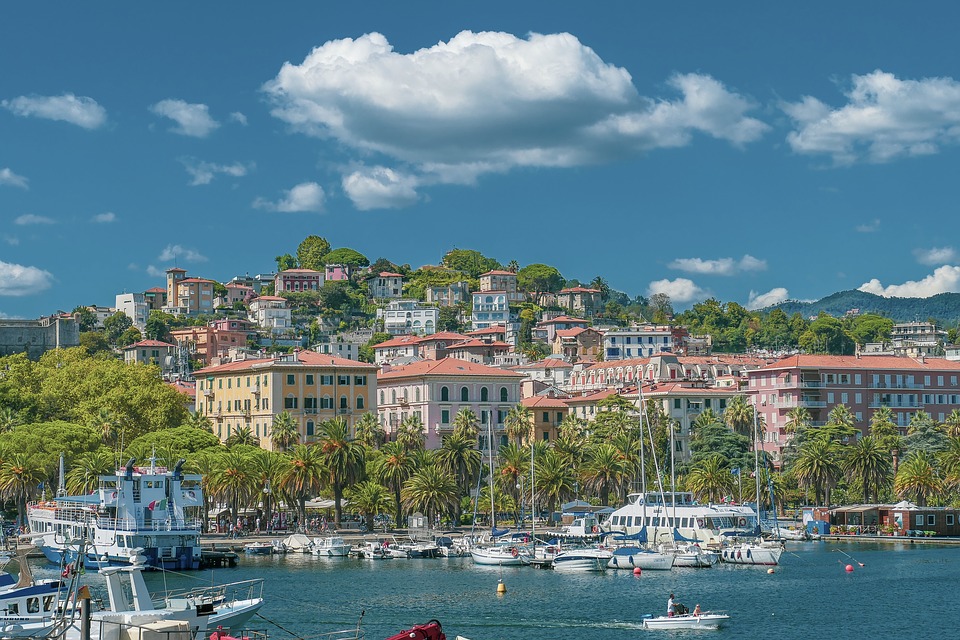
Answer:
[79, 332, 111, 355]
[945, 409, 960, 439]
[282, 444, 325, 526]
[144, 311, 173, 342]
[843, 436, 891, 503]
[225, 425, 260, 448]
[66, 448, 116, 494]
[0, 452, 46, 526]
[401, 465, 460, 525]
[103, 312, 133, 345]
[723, 395, 755, 439]
[649, 293, 673, 322]
[685, 454, 734, 504]
[296, 235, 331, 271]
[902, 411, 948, 456]
[275, 253, 297, 272]
[371, 442, 416, 527]
[71, 306, 98, 332]
[535, 448, 577, 513]
[582, 443, 626, 507]
[452, 408, 480, 441]
[435, 432, 482, 520]
[869, 406, 901, 452]
[354, 412, 386, 449]
[441, 249, 501, 278]
[271, 412, 300, 452]
[503, 404, 532, 445]
[323, 247, 369, 268]
[517, 264, 564, 294]
[395, 414, 426, 451]
[348, 481, 391, 532]
[212, 449, 255, 523]
[894, 451, 942, 507]
[792, 438, 842, 506]
[118, 327, 142, 348]
[819, 404, 858, 443]
[316, 417, 365, 525]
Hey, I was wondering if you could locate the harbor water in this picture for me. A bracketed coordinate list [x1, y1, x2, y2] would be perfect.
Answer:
[30, 541, 957, 639]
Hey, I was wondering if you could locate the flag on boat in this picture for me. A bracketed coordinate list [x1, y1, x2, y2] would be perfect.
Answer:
[730, 467, 740, 476]
[148, 498, 168, 510]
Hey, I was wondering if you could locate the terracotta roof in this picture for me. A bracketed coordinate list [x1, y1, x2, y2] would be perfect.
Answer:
[522, 395, 571, 409]
[559, 287, 601, 294]
[417, 332, 471, 343]
[481, 270, 517, 276]
[630, 382, 738, 396]
[760, 354, 960, 371]
[126, 339, 176, 349]
[374, 335, 421, 349]
[563, 389, 619, 404]
[539, 316, 588, 325]
[450, 339, 512, 349]
[145, 287, 167, 293]
[252, 295, 287, 302]
[196, 350, 377, 375]
[379, 272, 404, 278]
[514, 358, 574, 370]
[555, 327, 589, 339]
[278, 269, 323, 275]
[378, 359, 523, 380]
[165, 267, 187, 273]
[178, 278, 215, 284]
[466, 326, 506, 336]
[168, 380, 196, 397]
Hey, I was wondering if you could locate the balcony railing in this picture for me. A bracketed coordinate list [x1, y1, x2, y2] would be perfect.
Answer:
[869, 402, 923, 409]
[304, 408, 318, 414]
[870, 382, 925, 390]
[798, 400, 828, 408]
[203, 389, 214, 397]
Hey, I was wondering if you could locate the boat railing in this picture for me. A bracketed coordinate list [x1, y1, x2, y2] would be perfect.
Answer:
[152, 577, 265, 607]
[94, 516, 203, 532]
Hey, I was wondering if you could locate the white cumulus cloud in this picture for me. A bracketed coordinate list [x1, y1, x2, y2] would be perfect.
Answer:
[856, 218, 881, 233]
[229, 112, 248, 125]
[1, 93, 106, 129]
[264, 31, 768, 205]
[181, 158, 251, 186]
[158, 244, 207, 263]
[0, 260, 54, 296]
[253, 182, 325, 212]
[646, 278, 708, 304]
[747, 287, 790, 310]
[92, 211, 116, 223]
[914, 246, 957, 266]
[342, 166, 420, 210]
[14, 214, 54, 225]
[858, 265, 960, 298]
[784, 70, 960, 164]
[146, 265, 165, 277]
[668, 254, 766, 276]
[150, 99, 220, 137]
[0, 168, 28, 189]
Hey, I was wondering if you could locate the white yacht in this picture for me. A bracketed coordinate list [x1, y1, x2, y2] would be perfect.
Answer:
[603, 492, 757, 546]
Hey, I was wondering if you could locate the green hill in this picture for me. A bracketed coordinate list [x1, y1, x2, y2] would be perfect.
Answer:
[770, 290, 960, 324]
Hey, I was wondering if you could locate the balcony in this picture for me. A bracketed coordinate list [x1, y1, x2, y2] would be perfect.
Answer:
[799, 381, 823, 389]
[338, 408, 352, 415]
[203, 389, 214, 398]
[869, 401, 923, 409]
[798, 400, 827, 408]
[397, 396, 408, 405]
[870, 382, 925, 390]
[304, 408, 318, 415]
[252, 384, 261, 395]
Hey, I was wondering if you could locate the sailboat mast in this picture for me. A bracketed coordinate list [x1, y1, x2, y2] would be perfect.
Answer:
[670, 420, 676, 523]
[753, 408, 762, 521]
[487, 420, 495, 531]
[637, 385, 647, 524]
[530, 437, 535, 545]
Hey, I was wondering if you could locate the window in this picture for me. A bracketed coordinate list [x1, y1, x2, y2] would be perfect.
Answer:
[542, 431, 549, 441]
[340, 396, 348, 409]
[321, 396, 333, 409]
[948, 514, 955, 526]
[441, 386, 450, 402]
[556, 412, 563, 423]
[339, 375, 350, 385]
[380, 391, 384, 404]
[674, 399, 681, 409]
[306, 421, 314, 436]
[441, 410, 450, 424]
[304, 374, 313, 385]
[355, 375, 367, 385]
[27, 598, 39, 614]
[284, 397, 298, 409]
[916, 514, 924, 526]
[928, 514, 936, 526]
[481, 387, 489, 402]
[321, 375, 333, 385]
[542, 412, 549, 422]
[461, 387, 469, 402]
[357, 396, 365, 409]
[304, 397, 317, 409]
[286, 374, 295, 385]
[415, 388, 421, 402]
[500, 387, 508, 402]
[391, 390, 397, 403]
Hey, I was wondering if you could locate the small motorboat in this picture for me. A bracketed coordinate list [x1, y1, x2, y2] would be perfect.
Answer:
[243, 541, 274, 555]
[642, 612, 729, 630]
[312, 535, 352, 557]
[383, 619, 446, 640]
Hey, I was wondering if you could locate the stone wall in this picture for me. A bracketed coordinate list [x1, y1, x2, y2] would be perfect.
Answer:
[0, 316, 80, 359]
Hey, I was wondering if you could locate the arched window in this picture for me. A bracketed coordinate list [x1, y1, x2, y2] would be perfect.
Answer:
[441, 386, 449, 402]
[357, 396, 365, 409]
[500, 387, 508, 402]
[460, 387, 469, 402]
[415, 388, 421, 402]
[391, 389, 397, 403]
[340, 396, 348, 409]
[481, 387, 489, 402]
[380, 391, 385, 404]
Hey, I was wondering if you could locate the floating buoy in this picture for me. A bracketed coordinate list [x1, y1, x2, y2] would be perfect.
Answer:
[845, 564, 854, 572]
[633, 567, 642, 576]
[767, 568, 775, 574]
[497, 579, 507, 594]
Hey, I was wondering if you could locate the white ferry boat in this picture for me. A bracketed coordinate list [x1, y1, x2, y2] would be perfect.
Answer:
[602, 491, 757, 546]
[27, 458, 204, 570]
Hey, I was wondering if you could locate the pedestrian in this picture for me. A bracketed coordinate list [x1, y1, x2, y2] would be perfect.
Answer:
[667, 593, 675, 617]
[255, 517, 261, 534]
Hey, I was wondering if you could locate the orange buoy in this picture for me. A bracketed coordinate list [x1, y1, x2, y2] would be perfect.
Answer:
[633, 567, 642, 576]
[845, 564, 854, 572]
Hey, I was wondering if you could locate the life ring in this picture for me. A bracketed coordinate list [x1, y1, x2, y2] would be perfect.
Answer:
[511, 548, 519, 558]
[738, 517, 747, 527]
[592, 526, 599, 533]
[696, 518, 704, 528]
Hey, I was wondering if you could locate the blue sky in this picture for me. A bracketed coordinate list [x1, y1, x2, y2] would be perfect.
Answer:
[4, 2, 960, 319]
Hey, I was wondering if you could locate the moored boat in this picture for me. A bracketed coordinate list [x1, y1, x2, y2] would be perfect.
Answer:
[551, 547, 612, 572]
[243, 541, 274, 555]
[469, 544, 528, 566]
[312, 536, 351, 557]
[720, 540, 782, 565]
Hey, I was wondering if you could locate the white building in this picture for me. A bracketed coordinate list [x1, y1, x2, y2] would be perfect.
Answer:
[603, 325, 676, 360]
[248, 296, 291, 334]
[115, 293, 149, 331]
[377, 299, 439, 336]
[370, 272, 404, 299]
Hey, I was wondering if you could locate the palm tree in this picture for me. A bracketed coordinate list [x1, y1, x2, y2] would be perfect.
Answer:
[869, 406, 901, 451]
[535, 448, 577, 514]
[842, 435, 891, 503]
[250, 449, 285, 526]
[316, 417, 365, 525]
[0, 453, 46, 526]
[496, 443, 529, 521]
[186, 450, 221, 533]
[183, 411, 213, 432]
[452, 408, 481, 441]
[225, 425, 260, 448]
[823, 404, 858, 443]
[691, 408, 722, 438]
[503, 404, 531, 446]
[371, 441, 415, 527]
[685, 454, 734, 504]
[723, 395, 754, 438]
[66, 449, 115, 494]
[784, 406, 811, 435]
[281, 444, 325, 526]
[212, 449, 255, 523]
[894, 451, 942, 507]
[395, 414, 426, 451]
[938, 437, 960, 489]
[270, 412, 300, 452]
[792, 438, 842, 506]
[401, 465, 460, 525]
[354, 412, 385, 449]
[435, 432, 482, 517]
[348, 480, 391, 532]
[557, 415, 587, 440]
[945, 409, 960, 439]
[581, 443, 626, 507]
[0, 406, 21, 432]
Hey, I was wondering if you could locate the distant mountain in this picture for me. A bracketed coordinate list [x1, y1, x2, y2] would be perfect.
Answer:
[768, 289, 960, 323]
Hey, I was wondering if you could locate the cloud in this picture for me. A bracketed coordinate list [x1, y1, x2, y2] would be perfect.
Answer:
[3, 235, 18, 246]
[150, 99, 220, 137]
[229, 112, 248, 125]
[14, 214, 54, 225]
[158, 244, 208, 263]
[856, 218, 880, 233]
[342, 166, 420, 210]
[253, 182, 325, 212]
[146, 265, 165, 277]
[0, 260, 54, 296]
[646, 277, 708, 304]
[0, 168, 28, 189]
[181, 158, 252, 186]
[264, 31, 768, 203]
[914, 246, 957, 266]
[2, 93, 107, 129]
[91, 211, 116, 223]
[784, 70, 960, 164]
[668, 254, 766, 276]
[747, 287, 790, 310]
[858, 265, 960, 298]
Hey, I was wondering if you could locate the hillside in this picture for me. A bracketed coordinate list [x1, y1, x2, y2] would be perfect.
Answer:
[769, 290, 960, 324]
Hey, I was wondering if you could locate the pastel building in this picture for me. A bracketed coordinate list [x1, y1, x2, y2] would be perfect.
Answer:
[171, 321, 254, 366]
[604, 325, 677, 360]
[195, 350, 378, 450]
[425, 281, 470, 306]
[377, 299, 439, 336]
[274, 269, 324, 293]
[479, 270, 524, 303]
[324, 263, 352, 282]
[123, 339, 177, 375]
[557, 287, 603, 316]
[370, 272, 405, 299]
[521, 393, 570, 442]
[248, 296, 292, 334]
[377, 359, 523, 449]
[116, 293, 149, 331]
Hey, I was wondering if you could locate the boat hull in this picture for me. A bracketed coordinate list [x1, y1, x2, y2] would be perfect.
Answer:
[643, 614, 729, 629]
[720, 545, 782, 565]
[608, 547, 674, 570]
[552, 550, 612, 572]
[469, 548, 526, 566]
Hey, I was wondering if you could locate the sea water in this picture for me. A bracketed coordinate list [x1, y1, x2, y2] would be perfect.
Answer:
[31, 541, 957, 639]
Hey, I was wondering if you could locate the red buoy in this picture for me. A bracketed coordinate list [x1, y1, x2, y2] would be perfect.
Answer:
[845, 564, 854, 572]
[633, 567, 642, 576]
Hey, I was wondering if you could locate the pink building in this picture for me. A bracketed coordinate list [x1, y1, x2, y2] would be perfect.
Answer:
[274, 268, 324, 293]
[747, 354, 960, 464]
[377, 359, 523, 449]
[325, 263, 352, 281]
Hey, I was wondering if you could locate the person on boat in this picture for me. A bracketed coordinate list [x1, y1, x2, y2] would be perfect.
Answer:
[692, 604, 702, 616]
[667, 594, 675, 617]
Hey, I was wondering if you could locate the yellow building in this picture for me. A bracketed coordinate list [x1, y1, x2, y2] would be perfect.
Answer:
[195, 350, 378, 450]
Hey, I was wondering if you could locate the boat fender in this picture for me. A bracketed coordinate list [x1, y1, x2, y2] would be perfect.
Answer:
[746, 549, 752, 559]
[628, 555, 634, 566]
[736, 549, 742, 560]
[592, 526, 599, 533]
[612, 555, 619, 567]
[511, 547, 519, 558]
